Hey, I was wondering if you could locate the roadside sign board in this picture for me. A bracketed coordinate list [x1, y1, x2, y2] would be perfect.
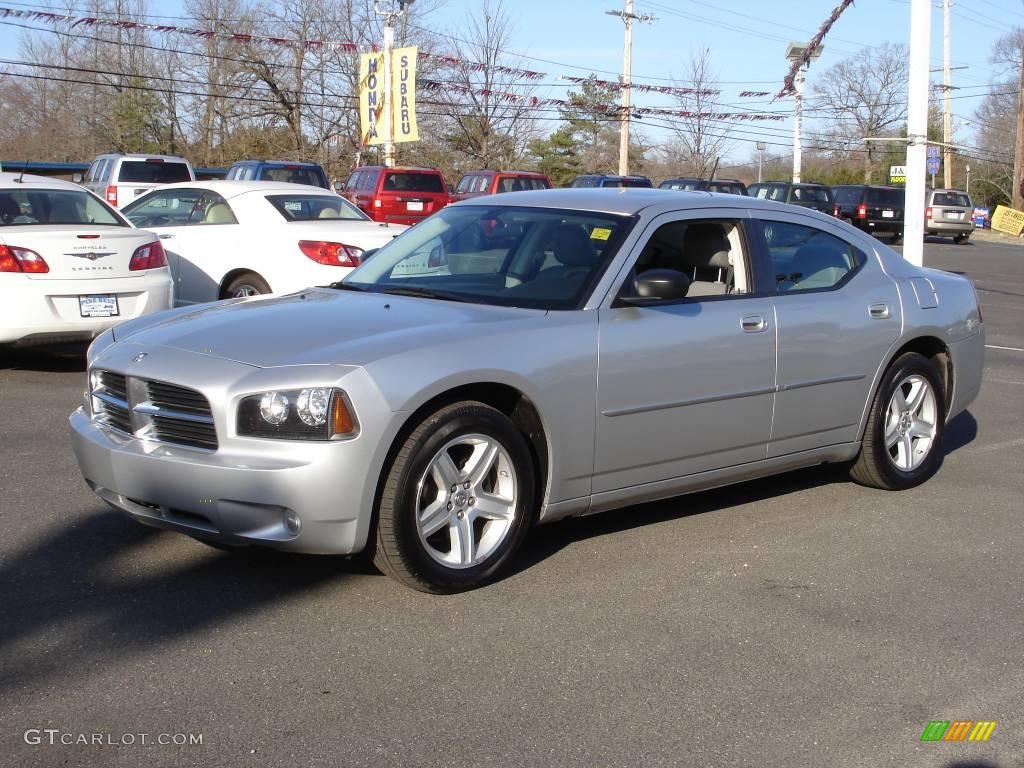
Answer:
[889, 165, 907, 184]
[927, 145, 940, 175]
[991, 204, 1024, 236]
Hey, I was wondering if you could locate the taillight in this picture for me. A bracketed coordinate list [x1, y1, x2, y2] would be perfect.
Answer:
[129, 240, 167, 270]
[0, 244, 49, 273]
[105, 185, 117, 206]
[857, 204, 867, 219]
[833, 206, 839, 217]
[925, 206, 932, 220]
[298, 240, 362, 267]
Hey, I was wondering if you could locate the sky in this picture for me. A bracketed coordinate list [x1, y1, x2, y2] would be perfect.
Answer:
[0, 0, 1020, 165]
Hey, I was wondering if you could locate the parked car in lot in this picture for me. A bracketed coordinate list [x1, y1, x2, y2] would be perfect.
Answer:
[70, 188, 985, 592]
[225, 160, 330, 189]
[747, 181, 834, 214]
[451, 170, 552, 202]
[120, 180, 406, 304]
[659, 178, 748, 195]
[569, 174, 653, 188]
[926, 188, 973, 243]
[0, 173, 172, 348]
[79, 153, 195, 208]
[343, 166, 450, 226]
[832, 184, 906, 243]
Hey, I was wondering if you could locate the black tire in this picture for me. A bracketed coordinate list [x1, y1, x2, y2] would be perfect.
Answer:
[953, 233, 968, 244]
[890, 233, 903, 245]
[851, 352, 946, 490]
[223, 273, 270, 298]
[373, 401, 535, 593]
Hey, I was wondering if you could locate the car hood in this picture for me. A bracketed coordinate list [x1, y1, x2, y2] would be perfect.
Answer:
[111, 288, 544, 368]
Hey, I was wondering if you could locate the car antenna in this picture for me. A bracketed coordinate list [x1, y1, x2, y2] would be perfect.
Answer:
[15, 161, 28, 183]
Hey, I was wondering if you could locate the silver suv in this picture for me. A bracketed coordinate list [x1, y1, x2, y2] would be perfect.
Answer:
[925, 188, 973, 243]
[79, 154, 195, 208]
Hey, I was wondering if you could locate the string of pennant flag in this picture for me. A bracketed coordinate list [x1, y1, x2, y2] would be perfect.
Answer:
[0, 6, 784, 101]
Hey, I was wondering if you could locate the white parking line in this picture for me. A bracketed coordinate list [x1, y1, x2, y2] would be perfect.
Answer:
[986, 345, 1024, 352]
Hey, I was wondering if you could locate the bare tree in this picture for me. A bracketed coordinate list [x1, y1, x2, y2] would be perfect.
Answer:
[664, 48, 731, 179]
[810, 42, 908, 184]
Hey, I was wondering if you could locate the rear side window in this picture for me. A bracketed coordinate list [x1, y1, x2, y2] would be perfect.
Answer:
[382, 172, 444, 193]
[362, 170, 380, 191]
[265, 194, 369, 222]
[762, 221, 863, 292]
[866, 188, 904, 206]
[752, 184, 786, 201]
[117, 160, 192, 184]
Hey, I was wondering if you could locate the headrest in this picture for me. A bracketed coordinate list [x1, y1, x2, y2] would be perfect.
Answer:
[552, 224, 596, 267]
[318, 207, 340, 218]
[203, 202, 235, 224]
[683, 223, 731, 267]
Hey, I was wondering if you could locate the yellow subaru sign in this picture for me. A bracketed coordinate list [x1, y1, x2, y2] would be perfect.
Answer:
[359, 46, 419, 147]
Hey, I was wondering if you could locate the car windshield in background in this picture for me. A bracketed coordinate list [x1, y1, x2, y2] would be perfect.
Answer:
[660, 180, 703, 190]
[866, 188, 904, 206]
[342, 205, 633, 310]
[832, 187, 863, 204]
[257, 167, 322, 186]
[266, 194, 369, 222]
[117, 160, 192, 184]
[383, 172, 445, 193]
[933, 192, 971, 207]
[752, 185, 787, 201]
[0, 189, 125, 227]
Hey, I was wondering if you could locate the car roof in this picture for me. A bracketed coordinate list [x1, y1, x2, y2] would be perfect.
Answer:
[129, 179, 338, 199]
[350, 166, 442, 173]
[460, 170, 548, 177]
[449, 187, 823, 217]
[231, 160, 322, 167]
[0, 172, 90, 190]
[98, 153, 191, 162]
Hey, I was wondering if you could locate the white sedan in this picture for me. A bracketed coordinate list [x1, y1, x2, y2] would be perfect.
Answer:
[0, 173, 173, 348]
[121, 180, 408, 304]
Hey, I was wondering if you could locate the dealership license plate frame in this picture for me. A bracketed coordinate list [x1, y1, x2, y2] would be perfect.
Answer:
[79, 294, 119, 318]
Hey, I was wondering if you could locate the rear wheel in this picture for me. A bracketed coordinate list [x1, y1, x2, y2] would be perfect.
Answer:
[953, 233, 968, 244]
[890, 233, 903, 245]
[224, 273, 270, 298]
[851, 352, 945, 490]
[373, 401, 535, 592]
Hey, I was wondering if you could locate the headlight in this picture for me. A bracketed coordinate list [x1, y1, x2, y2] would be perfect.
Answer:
[237, 388, 358, 440]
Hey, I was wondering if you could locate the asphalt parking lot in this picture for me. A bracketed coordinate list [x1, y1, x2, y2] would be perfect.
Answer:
[1, 235, 1022, 768]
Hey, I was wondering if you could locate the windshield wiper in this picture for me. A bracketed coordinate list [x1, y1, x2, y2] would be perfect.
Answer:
[328, 281, 371, 291]
[379, 286, 473, 303]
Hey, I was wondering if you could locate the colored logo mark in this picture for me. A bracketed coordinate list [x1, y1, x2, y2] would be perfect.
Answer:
[920, 721, 997, 742]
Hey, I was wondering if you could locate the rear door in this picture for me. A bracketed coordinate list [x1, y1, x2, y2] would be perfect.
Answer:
[929, 190, 971, 225]
[865, 188, 904, 228]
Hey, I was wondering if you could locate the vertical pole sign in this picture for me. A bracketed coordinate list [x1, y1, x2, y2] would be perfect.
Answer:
[359, 46, 418, 150]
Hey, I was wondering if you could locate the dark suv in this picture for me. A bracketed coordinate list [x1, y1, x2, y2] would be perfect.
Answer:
[226, 160, 330, 189]
[832, 185, 905, 243]
[568, 174, 653, 188]
[747, 182, 834, 214]
[659, 178, 748, 195]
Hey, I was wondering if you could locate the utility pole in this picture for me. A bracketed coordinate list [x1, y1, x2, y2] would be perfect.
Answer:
[904, 0, 932, 267]
[1013, 49, 1024, 210]
[756, 141, 767, 183]
[375, 0, 415, 167]
[607, 2, 655, 176]
[942, 0, 953, 189]
[785, 43, 822, 184]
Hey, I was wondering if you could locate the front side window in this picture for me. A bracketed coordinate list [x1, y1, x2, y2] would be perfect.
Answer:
[0, 189, 126, 226]
[265, 194, 369, 222]
[762, 221, 862, 292]
[123, 189, 236, 227]
[343, 205, 634, 310]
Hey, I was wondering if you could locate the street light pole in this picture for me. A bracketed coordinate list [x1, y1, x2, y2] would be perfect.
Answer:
[756, 141, 767, 183]
[785, 43, 822, 184]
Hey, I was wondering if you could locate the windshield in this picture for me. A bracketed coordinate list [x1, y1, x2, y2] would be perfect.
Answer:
[342, 205, 634, 310]
[0, 188, 126, 227]
[660, 179, 704, 190]
[265, 194, 369, 222]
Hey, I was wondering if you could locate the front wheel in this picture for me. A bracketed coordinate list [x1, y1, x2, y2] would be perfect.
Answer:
[373, 401, 535, 592]
[851, 352, 946, 490]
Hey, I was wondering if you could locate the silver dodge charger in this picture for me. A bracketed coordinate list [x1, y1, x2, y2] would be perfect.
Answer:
[69, 189, 985, 592]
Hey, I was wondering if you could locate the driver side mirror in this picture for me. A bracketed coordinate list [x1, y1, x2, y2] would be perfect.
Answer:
[618, 269, 692, 305]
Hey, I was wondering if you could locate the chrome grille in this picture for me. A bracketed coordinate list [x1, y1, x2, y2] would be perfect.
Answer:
[90, 370, 218, 451]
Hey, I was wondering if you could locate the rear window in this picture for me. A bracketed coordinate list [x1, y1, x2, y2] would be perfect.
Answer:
[0, 189, 125, 226]
[117, 160, 192, 184]
[932, 191, 970, 207]
[265, 194, 369, 222]
[382, 171, 445, 193]
[866, 188, 904, 206]
[257, 166, 325, 187]
[832, 186, 864, 205]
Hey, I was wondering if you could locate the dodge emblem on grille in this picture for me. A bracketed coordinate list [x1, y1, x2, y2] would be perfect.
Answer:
[132, 353, 148, 363]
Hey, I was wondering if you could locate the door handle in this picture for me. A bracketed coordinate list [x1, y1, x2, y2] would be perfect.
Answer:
[869, 302, 891, 319]
[741, 314, 768, 333]
[158, 233, 175, 240]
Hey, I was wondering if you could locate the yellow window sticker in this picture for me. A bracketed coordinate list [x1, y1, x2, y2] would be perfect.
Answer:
[590, 227, 612, 241]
